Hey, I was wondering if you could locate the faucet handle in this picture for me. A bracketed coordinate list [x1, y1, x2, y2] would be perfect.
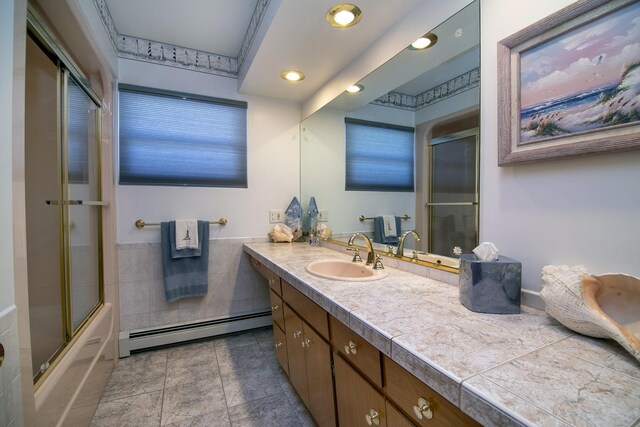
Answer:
[373, 254, 384, 270]
[412, 250, 428, 260]
[347, 248, 362, 263]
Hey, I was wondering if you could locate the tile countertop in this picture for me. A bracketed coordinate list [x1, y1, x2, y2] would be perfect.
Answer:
[243, 242, 640, 427]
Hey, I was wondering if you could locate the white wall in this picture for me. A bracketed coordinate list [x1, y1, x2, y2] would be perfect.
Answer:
[301, 105, 416, 235]
[116, 59, 301, 243]
[1, 0, 17, 312]
[481, 0, 640, 293]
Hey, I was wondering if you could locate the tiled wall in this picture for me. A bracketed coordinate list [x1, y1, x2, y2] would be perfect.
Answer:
[0, 305, 23, 427]
[118, 237, 270, 332]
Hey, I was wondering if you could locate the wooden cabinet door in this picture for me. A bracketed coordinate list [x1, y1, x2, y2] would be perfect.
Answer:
[284, 305, 309, 407]
[304, 325, 336, 427]
[385, 400, 414, 427]
[272, 322, 289, 375]
[334, 353, 387, 427]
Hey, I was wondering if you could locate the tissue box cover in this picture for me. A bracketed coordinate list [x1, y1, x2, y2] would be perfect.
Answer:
[459, 254, 521, 314]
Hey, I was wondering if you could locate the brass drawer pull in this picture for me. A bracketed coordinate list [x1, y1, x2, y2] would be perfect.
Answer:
[268, 278, 277, 286]
[275, 342, 283, 349]
[303, 337, 312, 348]
[344, 340, 358, 355]
[413, 397, 433, 420]
[365, 409, 380, 426]
[271, 304, 279, 311]
[293, 330, 302, 339]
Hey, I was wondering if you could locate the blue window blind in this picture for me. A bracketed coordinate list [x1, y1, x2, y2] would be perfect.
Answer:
[345, 118, 415, 192]
[118, 84, 247, 187]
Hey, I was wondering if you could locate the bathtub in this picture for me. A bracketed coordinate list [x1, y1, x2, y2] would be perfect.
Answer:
[34, 303, 115, 427]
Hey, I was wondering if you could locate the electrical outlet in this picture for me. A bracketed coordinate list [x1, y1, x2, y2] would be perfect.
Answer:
[269, 209, 284, 223]
[318, 209, 329, 222]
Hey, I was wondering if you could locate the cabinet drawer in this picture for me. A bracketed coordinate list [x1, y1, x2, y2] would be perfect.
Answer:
[269, 290, 285, 330]
[249, 256, 281, 295]
[281, 279, 329, 340]
[384, 357, 479, 427]
[272, 322, 288, 375]
[330, 316, 382, 388]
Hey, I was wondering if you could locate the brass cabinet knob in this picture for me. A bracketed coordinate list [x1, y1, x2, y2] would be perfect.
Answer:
[413, 397, 433, 420]
[344, 340, 358, 355]
[303, 338, 312, 348]
[365, 409, 381, 426]
[275, 342, 282, 349]
[271, 304, 279, 311]
[268, 278, 276, 286]
[293, 330, 302, 339]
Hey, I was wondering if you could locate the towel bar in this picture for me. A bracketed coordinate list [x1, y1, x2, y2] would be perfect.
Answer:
[358, 214, 411, 222]
[135, 218, 228, 229]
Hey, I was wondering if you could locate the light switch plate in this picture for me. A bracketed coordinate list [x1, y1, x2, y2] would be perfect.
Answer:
[318, 209, 328, 222]
[269, 209, 284, 223]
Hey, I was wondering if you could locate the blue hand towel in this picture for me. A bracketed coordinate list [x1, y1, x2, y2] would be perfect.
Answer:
[170, 221, 202, 259]
[161, 220, 209, 302]
[373, 216, 402, 245]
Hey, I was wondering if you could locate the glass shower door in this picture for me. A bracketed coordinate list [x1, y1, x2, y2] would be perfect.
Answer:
[428, 130, 479, 255]
[25, 31, 104, 383]
[65, 75, 103, 332]
[25, 35, 66, 379]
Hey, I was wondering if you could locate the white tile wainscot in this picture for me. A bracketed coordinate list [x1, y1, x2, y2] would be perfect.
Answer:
[118, 237, 271, 332]
[243, 242, 640, 427]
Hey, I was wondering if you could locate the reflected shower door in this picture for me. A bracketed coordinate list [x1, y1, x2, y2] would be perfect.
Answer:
[25, 35, 65, 379]
[428, 130, 479, 255]
[65, 76, 102, 332]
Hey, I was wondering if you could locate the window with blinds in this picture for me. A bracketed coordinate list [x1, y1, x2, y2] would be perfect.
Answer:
[345, 118, 415, 192]
[118, 84, 248, 187]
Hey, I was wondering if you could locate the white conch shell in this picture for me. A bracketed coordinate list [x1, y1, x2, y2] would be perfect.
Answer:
[541, 265, 640, 362]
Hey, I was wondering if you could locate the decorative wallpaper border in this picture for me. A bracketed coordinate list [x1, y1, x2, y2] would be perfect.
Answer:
[238, 0, 270, 73]
[93, 0, 270, 78]
[371, 67, 480, 111]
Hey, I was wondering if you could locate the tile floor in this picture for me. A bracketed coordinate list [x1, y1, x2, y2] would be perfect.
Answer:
[90, 328, 315, 426]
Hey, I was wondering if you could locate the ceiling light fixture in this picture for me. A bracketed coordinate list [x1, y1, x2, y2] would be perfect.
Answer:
[280, 70, 305, 82]
[346, 84, 364, 93]
[409, 33, 438, 50]
[326, 4, 362, 28]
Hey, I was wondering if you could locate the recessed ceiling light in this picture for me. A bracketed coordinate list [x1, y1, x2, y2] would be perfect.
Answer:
[409, 33, 438, 50]
[346, 84, 364, 93]
[326, 4, 362, 28]
[280, 70, 305, 82]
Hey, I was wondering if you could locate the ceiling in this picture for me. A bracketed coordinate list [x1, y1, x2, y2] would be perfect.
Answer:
[105, 0, 259, 57]
[101, 0, 423, 102]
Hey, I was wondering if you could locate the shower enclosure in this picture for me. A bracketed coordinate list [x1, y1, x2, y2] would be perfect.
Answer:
[25, 19, 104, 385]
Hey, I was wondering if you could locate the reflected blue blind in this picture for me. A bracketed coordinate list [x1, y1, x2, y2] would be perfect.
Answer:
[345, 118, 414, 192]
[67, 78, 90, 184]
[119, 85, 247, 187]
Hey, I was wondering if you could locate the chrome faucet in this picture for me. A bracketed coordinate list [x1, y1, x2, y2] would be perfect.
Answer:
[347, 233, 377, 266]
[396, 230, 421, 258]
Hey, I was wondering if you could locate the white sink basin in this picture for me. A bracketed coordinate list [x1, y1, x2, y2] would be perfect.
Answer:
[305, 259, 388, 282]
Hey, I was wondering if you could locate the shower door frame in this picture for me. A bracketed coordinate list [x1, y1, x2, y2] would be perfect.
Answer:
[27, 6, 105, 387]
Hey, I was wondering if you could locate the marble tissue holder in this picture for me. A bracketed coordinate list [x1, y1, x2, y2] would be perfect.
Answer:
[458, 254, 522, 314]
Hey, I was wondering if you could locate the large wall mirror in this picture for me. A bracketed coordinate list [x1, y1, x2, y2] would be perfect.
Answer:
[301, 0, 479, 270]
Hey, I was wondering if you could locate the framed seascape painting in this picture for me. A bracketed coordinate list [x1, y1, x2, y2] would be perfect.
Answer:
[498, 0, 640, 165]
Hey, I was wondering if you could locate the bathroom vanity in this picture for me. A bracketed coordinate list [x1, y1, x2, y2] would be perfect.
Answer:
[245, 243, 640, 427]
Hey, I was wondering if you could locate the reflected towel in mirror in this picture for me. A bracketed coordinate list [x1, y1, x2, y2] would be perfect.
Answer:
[374, 216, 402, 244]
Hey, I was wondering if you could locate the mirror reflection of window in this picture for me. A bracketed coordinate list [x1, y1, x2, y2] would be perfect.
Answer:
[345, 118, 415, 192]
[428, 123, 479, 255]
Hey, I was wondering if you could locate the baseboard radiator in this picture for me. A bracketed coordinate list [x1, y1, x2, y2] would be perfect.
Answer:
[118, 311, 272, 358]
